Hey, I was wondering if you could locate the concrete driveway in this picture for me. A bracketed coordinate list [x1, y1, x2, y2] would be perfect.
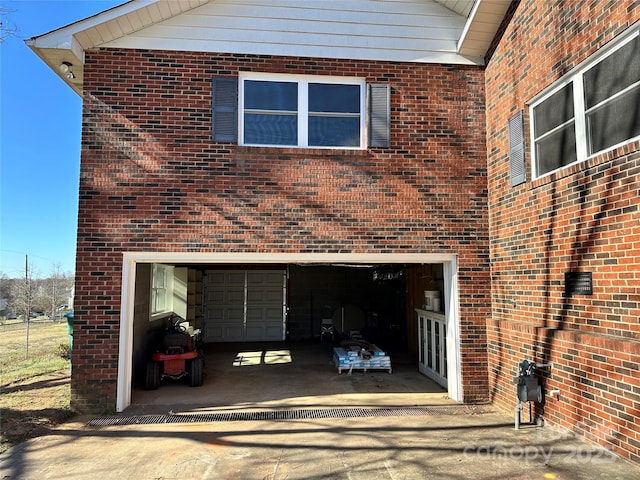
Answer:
[3, 343, 640, 479]
[2, 405, 640, 480]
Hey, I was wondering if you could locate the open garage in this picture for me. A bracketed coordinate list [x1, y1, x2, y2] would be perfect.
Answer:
[119, 253, 461, 412]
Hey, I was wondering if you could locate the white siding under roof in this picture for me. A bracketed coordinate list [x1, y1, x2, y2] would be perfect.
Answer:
[99, 0, 474, 64]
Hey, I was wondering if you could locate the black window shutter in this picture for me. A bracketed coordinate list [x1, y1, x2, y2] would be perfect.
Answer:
[509, 111, 526, 187]
[368, 84, 390, 148]
[212, 77, 238, 142]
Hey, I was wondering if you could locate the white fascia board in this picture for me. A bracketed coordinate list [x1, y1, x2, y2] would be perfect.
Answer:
[26, 0, 161, 50]
[457, 0, 482, 52]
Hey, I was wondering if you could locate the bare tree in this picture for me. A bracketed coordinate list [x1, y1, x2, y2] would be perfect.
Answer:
[44, 264, 74, 318]
[0, 273, 10, 316]
[1, 268, 74, 321]
[12, 266, 37, 322]
[0, 7, 18, 43]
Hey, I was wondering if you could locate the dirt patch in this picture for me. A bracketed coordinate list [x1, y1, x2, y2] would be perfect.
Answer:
[0, 322, 73, 454]
[0, 369, 74, 454]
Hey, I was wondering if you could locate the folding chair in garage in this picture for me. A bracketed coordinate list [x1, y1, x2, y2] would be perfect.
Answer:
[320, 319, 334, 342]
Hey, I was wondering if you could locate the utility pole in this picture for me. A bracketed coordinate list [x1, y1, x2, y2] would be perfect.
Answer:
[25, 254, 30, 359]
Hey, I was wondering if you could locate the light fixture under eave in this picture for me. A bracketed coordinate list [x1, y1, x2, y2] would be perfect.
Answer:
[59, 61, 75, 79]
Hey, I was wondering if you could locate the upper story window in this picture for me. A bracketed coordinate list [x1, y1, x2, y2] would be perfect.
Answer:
[239, 74, 365, 148]
[530, 27, 640, 179]
[212, 74, 390, 149]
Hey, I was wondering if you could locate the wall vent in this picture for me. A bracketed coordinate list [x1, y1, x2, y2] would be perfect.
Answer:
[565, 271, 593, 296]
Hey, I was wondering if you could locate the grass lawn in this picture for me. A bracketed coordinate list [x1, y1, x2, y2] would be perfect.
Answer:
[0, 321, 73, 454]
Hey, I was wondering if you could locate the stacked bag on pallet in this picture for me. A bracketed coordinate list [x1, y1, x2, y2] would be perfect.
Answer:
[333, 344, 391, 371]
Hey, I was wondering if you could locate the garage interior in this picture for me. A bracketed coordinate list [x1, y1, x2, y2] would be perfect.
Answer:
[129, 263, 450, 411]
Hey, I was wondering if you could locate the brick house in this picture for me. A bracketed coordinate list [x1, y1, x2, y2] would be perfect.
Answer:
[485, 0, 640, 463]
[28, 0, 639, 462]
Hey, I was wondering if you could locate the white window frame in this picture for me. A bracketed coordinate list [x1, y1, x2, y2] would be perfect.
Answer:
[238, 72, 366, 149]
[529, 26, 640, 180]
[150, 263, 174, 320]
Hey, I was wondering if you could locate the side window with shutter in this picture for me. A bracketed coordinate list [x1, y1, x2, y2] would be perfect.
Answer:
[509, 110, 526, 187]
[212, 77, 238, 142]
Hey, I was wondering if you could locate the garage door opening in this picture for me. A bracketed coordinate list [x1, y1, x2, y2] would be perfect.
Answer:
[117, 253, 461, 412]
[199, 264, 412, 344]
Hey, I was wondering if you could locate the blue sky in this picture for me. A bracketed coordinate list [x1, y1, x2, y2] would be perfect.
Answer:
[1, 0, 124, 278]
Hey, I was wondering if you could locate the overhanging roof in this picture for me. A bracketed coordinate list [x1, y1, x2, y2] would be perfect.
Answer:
[457, 0, 513, 58]
[26, 0, 511, 96]
[26, 0, 209, 95]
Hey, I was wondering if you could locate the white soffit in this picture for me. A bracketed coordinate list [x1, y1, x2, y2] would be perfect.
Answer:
[457, 0, 512, 59]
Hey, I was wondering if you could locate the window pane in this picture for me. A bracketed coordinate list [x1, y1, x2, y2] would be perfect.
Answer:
[244, 80, 297, 111]
[309, 83, 360, 113]
[152, 291, 157, 312]
[154, 291, 165, 312]
[587, 86, 640, 154]
[244, 113, 297, 145]
[535, 122, 577, 175]
[584, 36, 640, 109]
[534, 83, 574, 137]
[435, 321, 440, 373]
[155, 269, 165, 288]
[308, 116, 360, 146]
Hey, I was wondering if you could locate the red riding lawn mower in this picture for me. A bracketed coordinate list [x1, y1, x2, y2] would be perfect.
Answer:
[145, 314, 204, 390]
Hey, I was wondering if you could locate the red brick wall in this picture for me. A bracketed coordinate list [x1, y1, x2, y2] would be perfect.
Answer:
[73, 49, 489, 412]
[486, 0, 640, 462]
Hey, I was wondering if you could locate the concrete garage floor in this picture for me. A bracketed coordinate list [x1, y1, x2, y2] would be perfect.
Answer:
[129, 341, 453, 414]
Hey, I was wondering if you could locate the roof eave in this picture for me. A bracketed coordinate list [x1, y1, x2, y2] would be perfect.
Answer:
[25, 0, 209, 96]
[457, 0, 513, 64]
[25, 40, 86, 96]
